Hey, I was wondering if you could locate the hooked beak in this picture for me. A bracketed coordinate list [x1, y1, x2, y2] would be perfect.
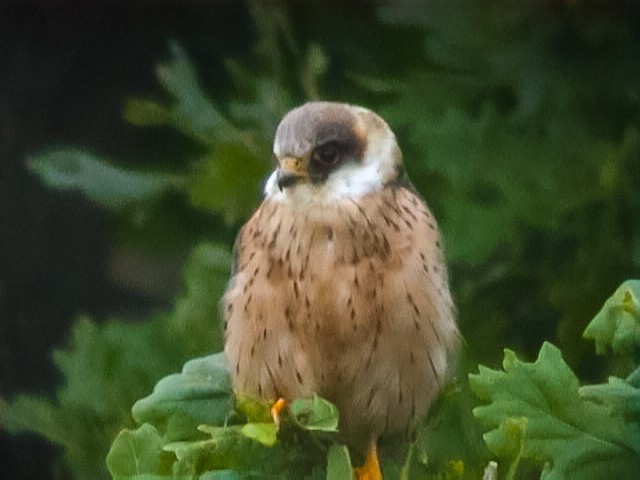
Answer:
[276, 156, 308, 190]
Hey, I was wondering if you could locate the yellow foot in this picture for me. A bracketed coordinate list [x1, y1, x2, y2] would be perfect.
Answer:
[270, 398, 286, 426]
[353, 443, 382, 480]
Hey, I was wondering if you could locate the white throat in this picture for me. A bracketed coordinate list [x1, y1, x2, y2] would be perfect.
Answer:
[264, 129, 400, 206]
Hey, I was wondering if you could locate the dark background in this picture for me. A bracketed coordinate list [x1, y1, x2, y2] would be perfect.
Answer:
[0, 3, 256, 477]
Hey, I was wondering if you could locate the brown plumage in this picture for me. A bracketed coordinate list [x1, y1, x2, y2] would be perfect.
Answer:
[222, 102, 458, 476]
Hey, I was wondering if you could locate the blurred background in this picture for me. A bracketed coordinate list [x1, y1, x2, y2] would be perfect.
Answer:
[1, 1, 639, 478]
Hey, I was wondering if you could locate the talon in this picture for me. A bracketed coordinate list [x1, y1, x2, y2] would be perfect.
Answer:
[270, 398, 286, 425]
[353, 443, 382, 480]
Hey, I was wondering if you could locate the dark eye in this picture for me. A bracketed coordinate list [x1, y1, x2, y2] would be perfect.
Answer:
[312, 142, 341, 166]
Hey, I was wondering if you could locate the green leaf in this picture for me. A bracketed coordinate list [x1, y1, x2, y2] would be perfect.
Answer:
[583, 280, 640, 355]
[301, 43, 329, 99]
[198, 472, 261, 480]
[240, 423, 278, 446]
[289, 396, 339, 432]
[152, 42, 238, 146]
[470, 342, 640, 479]
[406, 375, 488, 479]
[189, 142, 268, 223]
[166, 425, 287, 475]
[28, 149, 184, 210]
[0, 394, 114, 479]
[359, 4, 636, 267]
[169, 243, 232, 355]
[1, 313, 190, 480]
[234, 396, 272, 424]
[0, 241, 235, 480]
[325, 444, 353, 480]
[0, 396, 71, 446]
[407, 106, 609, 264]
[152, 393, 338, 477]
[123, 98, 172, 127]
[54, 315, 181, 416]
[131, 353, 234, 441]
[579, 373, 640, 450]
[2, 397, 113, 479]
[580, 374, 640, 419]
[188, 142, 268, 224]
[106, 424, 175, 478]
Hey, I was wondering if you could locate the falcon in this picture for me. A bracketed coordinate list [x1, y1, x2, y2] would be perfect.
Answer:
[222, 102, 459, 479]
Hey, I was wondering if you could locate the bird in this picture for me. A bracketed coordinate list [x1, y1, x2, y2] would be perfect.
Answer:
[222, 102, 459, 479]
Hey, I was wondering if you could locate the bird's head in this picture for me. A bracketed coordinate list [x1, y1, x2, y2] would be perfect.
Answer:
[264, 102, 403, 204]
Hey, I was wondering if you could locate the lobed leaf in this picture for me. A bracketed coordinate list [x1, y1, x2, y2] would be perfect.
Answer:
[583, 280, 640, 355]
[54, 315, 182, 416]
[0, 396, 73, 446]
[106, 423, 174, 478]
[405, 376, 488, 478]
[1, 242, 232, 480]
[470, 342, 640, 479]
[290, 396, 339, 432]
[167, 425, 290, 476]
[132, 353, 234, 441]
[325, 444, 354, 480]
[28, 149, 184, 210]
[169, 243, 232, 355]
[579, 369, 640, 451]
[362, 2, 637, 266]
[152, 42, 238, 147]
[103, 353, 345, 479]
[239, 423, 278, 446]
[580, 372, 640, 420]
[1, 394, 112, 479]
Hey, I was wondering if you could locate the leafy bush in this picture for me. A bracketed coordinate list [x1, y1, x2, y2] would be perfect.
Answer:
[99, 281, 640, 479]
[471, 281, 640, 479]
[2, 2, 639, 479]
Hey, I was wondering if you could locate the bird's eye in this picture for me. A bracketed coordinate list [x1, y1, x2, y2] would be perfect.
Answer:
[312, 142, 341, 166]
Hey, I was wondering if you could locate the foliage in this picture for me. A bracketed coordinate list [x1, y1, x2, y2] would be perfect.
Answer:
[356, 2, 640, 369]
[2, 1, 640, 479]
[583, 280, 640, 355]
[370, 2, 639, 261]
[103, 351, 480, 479]
[99, 279, 640, 479]
[470, 280, 640, 479]
[27, 149, 185, 211]
[105, 354, 340, 479]
[1, 243, 230, 479]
